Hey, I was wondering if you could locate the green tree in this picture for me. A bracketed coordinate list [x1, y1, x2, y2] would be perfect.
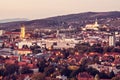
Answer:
[111, 76, 120, 80]
[75, 42, 90, 53]
[0, 68, 5, 76]
[87, 67, 99, 77]
[20, 67, 33, 74]
[4, 64, 19, 76]
[109, 70, 115, 79]
[44, 66, 55, 76]
[31, 73, 45, 80]
[94, 74, 100, 80]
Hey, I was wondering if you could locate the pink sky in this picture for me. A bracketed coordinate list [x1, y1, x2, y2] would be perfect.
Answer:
[0, 0, 120, 20]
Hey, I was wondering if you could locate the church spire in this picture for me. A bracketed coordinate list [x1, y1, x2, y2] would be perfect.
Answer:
[94, 18, 99, 27]
[95, 18, 98, 25]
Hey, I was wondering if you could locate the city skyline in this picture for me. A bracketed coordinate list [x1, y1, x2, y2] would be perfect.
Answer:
[0, 0, 120, 20]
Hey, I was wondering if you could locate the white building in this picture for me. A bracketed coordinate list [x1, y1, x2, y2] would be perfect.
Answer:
[17, 38, 78, 49]
[41, 38, 78, 49]
[0, 30, 4, 36]
[56, 75, 67, 80]
[109, 35, 115, 46]
[17, 40, 33, 49]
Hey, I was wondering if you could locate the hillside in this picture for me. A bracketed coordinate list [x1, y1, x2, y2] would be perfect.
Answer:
[0, 18, 28, 23]
[0, 11, 120, 31]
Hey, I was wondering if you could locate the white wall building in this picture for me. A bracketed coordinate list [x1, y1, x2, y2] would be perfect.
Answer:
[17, 40, 33, 49]
[0, 30, 4, 36]
[17, 38, 78, 49]
[109, 35, 115, 46]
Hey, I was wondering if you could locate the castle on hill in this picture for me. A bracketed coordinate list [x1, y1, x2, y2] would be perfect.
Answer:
[82, 19, 100, 31]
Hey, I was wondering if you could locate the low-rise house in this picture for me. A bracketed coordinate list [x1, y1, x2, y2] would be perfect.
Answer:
[77, 72, 93, 80]
[14, 49, 32, 55]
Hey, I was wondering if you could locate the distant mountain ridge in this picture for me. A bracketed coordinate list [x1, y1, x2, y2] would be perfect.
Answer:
[46, 11, 120, 22]
[0, 11, 120, 30]
[0, 18, 29, 23]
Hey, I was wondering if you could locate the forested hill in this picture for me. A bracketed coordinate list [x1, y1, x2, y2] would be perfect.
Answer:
[0, 11, 120, 30]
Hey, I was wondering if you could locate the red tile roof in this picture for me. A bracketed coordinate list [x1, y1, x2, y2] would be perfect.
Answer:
[16, 49, 32, 51]
[18, 61, 27, 67]
[27, 64, 34, 69]
[5, 32, 20, 35]
[5, 59, 16, 64]
[77, 72, 93, 80]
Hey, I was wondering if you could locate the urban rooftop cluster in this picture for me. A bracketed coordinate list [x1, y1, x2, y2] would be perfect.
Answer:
[0, 20, 120, 80]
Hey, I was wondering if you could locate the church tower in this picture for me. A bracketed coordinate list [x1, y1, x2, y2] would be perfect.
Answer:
[94, 19, 99, 27]
[20, 25, 25, 39]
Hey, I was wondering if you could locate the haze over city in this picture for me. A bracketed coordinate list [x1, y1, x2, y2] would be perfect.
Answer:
[0, 0, 120, 80]
[0, 0, 120, 20]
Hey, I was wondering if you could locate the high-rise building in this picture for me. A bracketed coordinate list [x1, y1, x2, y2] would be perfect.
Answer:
[20, 25, 25, 39]
[109, 33, 115, 46]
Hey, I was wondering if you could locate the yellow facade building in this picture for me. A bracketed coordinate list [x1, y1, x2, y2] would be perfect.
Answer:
[20, 25, 25, 39]
[83, 19, 100, 30]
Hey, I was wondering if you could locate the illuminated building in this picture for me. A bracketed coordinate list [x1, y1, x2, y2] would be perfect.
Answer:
[83, 19, 100, 30]
[20, 25, 25, 39]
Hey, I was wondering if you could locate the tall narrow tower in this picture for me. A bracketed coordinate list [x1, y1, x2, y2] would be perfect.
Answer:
[18, 55, 22, 62]
[20, 25, 25, 39]
[94, 19, 99, 27]
[56, 29, 59, 37]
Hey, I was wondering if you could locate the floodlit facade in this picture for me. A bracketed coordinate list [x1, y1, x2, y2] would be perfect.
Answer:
[83, 19, 100, 30]
[20, 25, 25, 39]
